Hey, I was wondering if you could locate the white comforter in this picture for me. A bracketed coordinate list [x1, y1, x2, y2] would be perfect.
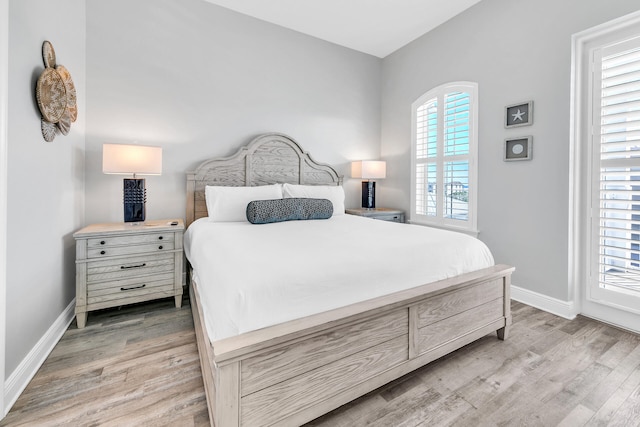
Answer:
[184, 215, 494, 342]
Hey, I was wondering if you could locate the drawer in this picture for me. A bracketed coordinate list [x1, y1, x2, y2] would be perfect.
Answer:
[87, 232, 174, 248]
[416, 298, 504, 355]
[87, 275, 175, 305]
[416, 279, 503, 328]
[241, 334, 409, 427]
[87, 253, 175, 283]
[375, 214, 404, 222]
[241, 309, 408, 396]
[87, 241, 175, 258]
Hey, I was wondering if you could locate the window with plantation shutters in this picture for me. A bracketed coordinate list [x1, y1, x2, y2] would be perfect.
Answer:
[590, 34, 640, 310]
[411, 82, 478, 233]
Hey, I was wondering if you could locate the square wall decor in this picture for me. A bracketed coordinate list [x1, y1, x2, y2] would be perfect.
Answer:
[505, 101, 533, 128]
[504, 136, 532, 161]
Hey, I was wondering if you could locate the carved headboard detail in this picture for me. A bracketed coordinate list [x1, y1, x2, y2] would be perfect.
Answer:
[186, 133, 343, 227]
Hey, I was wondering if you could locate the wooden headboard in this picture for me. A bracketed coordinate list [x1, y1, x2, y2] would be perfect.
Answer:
[186, 133, 343, 227]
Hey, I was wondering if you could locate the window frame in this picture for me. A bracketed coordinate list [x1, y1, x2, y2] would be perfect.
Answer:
[410, 81, 479, 235]
[586, 33, 640, 315]
[570, 10, 640, 330]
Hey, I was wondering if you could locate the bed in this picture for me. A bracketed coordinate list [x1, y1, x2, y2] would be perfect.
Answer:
[185, 133, 514, 427]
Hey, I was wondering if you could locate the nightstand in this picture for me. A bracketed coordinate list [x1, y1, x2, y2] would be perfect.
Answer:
[73, 219, 184, 328]
[346, 207, 405, 223]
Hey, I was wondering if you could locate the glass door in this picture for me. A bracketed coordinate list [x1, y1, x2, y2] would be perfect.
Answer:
[588, 34, 640, 316]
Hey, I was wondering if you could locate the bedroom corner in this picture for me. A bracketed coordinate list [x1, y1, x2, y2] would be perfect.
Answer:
[3, 0, 86, 417]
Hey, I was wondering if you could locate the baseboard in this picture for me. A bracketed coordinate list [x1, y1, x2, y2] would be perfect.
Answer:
[511, 284, 577, 320]
[3, 298, 76, 415]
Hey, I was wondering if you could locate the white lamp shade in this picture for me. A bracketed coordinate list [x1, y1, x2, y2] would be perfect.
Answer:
[351, 160, 386, 180]
[103, 143, 162, 175]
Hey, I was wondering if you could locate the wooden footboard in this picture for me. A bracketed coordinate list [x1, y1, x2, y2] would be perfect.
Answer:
[190, 264, 514, 427]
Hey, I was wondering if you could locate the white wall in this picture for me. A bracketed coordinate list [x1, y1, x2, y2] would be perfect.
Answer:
[85, 0, 382, 224]
[380, 0, 640, 302]
[6, 0, 85, 382]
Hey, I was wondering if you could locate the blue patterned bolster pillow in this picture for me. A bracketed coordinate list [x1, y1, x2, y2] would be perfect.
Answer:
[246, 198, 333, 224]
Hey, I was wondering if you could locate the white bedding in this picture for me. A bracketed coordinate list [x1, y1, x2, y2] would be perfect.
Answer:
[184, 215, 494, 342]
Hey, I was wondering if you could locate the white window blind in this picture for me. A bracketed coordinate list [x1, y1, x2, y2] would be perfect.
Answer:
[412, 82, 477, 232]
[415, 97, 437, 216]
[594, 37, 640, 297]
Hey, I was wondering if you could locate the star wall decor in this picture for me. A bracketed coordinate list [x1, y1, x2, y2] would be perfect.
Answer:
[511, 108, 525, 122]
[505, 101, 533, 128]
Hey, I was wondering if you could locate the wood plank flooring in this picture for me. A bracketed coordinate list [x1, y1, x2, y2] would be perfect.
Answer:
[2, 298, 640, 426]
[1, 296, 209, 427]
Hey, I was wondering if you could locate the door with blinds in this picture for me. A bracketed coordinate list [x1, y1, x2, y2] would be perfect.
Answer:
[589, 34, 640, 316]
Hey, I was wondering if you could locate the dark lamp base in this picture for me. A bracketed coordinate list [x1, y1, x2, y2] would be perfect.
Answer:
[123, 178, 146, 223]
[361, 181, 376, 209]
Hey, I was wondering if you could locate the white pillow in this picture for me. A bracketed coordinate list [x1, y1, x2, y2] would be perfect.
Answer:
[205, 184, 283, 222]
[282, 183, 345, 215]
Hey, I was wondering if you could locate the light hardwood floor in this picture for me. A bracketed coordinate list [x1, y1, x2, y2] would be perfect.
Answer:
[2, 298, 640, 426]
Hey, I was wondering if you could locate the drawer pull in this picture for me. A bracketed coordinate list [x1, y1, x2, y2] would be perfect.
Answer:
[100, 250, 106, 255]
[158, 245, 163, 250]
[121, 284, 146, 291]
[120, 263, 146, 270]
[158, 236, 163, 240]
[100, 240, 106, 245]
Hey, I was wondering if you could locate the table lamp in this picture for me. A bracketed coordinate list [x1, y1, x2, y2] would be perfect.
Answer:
[351, 160, 386, 209]
[103, 143, 162, 223]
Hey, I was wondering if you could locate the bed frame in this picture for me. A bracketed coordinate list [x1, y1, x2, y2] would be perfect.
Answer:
[186, 133, 514, 427]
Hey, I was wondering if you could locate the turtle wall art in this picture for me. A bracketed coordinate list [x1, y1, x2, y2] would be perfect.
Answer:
[35, 41, 77, 142]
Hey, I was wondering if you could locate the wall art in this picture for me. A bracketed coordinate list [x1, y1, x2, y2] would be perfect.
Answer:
[504, 136, 532, 161]
[505, 101, 533, 128]
[35, 41, 77, 142]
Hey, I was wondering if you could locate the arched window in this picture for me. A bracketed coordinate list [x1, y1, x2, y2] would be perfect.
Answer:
[411, 82, 478, 233]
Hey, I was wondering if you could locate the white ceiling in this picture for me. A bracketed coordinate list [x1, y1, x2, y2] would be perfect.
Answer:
[204, 0, 482, 58]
